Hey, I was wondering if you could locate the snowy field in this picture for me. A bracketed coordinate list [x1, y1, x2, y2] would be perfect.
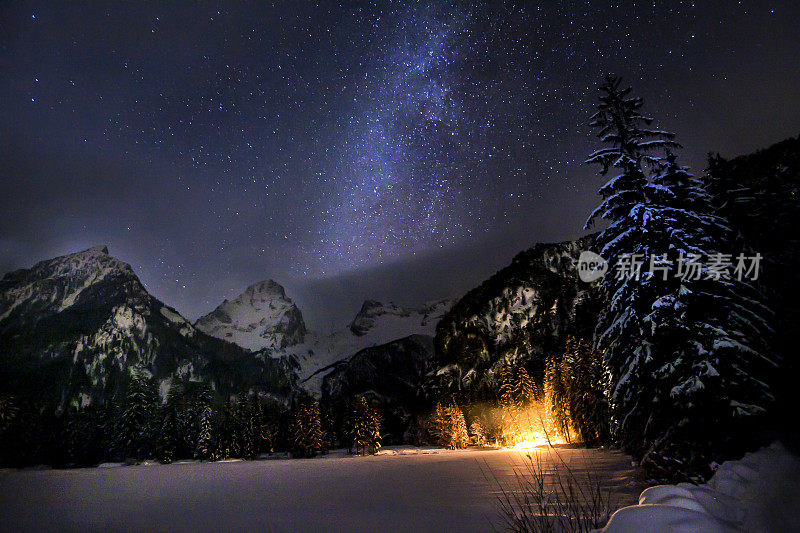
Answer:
[0, 446, 639, 532]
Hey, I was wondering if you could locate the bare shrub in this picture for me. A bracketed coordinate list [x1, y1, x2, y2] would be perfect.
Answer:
[486, 449, 616, 532]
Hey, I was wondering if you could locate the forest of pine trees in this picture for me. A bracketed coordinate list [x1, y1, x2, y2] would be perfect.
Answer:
[544, 336, 609, 447]
[584, 76, 776, 479]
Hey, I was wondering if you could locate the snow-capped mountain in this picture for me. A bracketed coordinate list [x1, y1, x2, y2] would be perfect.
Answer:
[0, 246, 294, 406]
[347, 299, 451, 340]
[292, 298, 452, 391]
[195, 280, 306, 351]
[196, 284, 453, 393]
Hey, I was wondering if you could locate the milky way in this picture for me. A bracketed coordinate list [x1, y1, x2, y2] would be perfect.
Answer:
[1, 1, 799, 323]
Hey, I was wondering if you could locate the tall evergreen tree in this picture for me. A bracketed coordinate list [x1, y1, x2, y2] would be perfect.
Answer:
[585, 77, 775, 478]
[499, 361, 535, 410]
[235, 393, 258, 459]
[115, 365, 159, 461]
[545, 337, 610, 447]
[195, 404, 215, 460]
[344, 395, 381, 455]
[290, 398, 324, 458]
[216, 400, 239, 459]
[429, 401, 469, 449]
[159, 404, 178, 463]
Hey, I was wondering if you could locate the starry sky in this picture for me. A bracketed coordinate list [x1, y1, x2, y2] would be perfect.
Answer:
[1, 1, 799, 329]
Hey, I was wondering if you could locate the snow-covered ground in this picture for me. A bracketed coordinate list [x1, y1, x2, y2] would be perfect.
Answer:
[0, 446, 638, 532]
[600, 441, 800, 532]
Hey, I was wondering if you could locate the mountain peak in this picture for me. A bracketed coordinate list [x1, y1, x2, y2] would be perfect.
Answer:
[349, 300, 407, 336]
[246, 279, 286, 298]
[195, 279, 306, 351]
[82, 245, 109, 255]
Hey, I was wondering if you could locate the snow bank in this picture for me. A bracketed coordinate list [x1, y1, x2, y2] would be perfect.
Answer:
[598, 441, 800, 532]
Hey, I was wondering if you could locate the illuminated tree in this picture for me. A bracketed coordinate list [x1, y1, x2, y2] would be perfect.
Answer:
[344, 395, 381, 455]
[430, 401, 469, 449]
[195, 404, 215, 460]
[290, 398, 324, 458]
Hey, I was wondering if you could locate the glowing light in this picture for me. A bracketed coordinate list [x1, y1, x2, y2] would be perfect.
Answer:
[501, 401, 570, 450]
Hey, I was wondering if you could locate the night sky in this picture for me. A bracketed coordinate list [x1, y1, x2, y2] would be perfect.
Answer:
[2, 1, 799, 329]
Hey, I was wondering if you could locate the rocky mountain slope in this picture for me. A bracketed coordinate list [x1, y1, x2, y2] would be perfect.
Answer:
[195, 280, 306, 351]
[0, 246, 295, 408]
[432, 235, 600, 399]
[321, 334, 436, 444]
[292, 299, 451, 393]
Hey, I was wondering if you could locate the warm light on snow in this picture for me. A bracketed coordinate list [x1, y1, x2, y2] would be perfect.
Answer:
[500, 401, 570, 449]
[511, 429, 568, 449]
[512, 434, 553, 449]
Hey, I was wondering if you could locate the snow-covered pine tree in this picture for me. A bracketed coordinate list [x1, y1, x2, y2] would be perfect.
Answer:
[344, 395, 381, 455]
[544, 352, 571, 441]
[447, 404, 469, 449]
[545, 337, 610, 447]
[115, 365, 159, 461]
[585, 77, 775, 478]
[514, 366, 536, 406]
[429, 401, 469, 449]
[428, 401, 448, 446]
[235, 394, 257, 459]
[159, 404, 178, 463]
[163, 375, 210, 458]
[195, 404, 215, 460]
[290, 398, 324, 458]
[217, 400, 239, 459]
[499, 362, 515, 408]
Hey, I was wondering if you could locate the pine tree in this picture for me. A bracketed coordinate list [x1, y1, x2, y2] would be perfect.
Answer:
[513, 366, 536, 406]
[320, 401, 339, 451]
[234, 394, 257, 459]
[585, 77, 774, 478]
[499, 360, 536, 410]
[159, 404, 178, 464]
[216, 400, 239, 459]
[115, 365, 159, 461]
[429, 401, 469, 449]
[499, 362, 515, 408]
[545, 337, 610, 447]
[344, 395, 382, 455]
[544, 352, 571, 442]
[195, 404, 215, 461]
[447, 404, 469, 449]
[163, 375, 212, 459]
[0, 394, 18, 435]
[469, 420, 487, 446]
[290, 398, 324, 458]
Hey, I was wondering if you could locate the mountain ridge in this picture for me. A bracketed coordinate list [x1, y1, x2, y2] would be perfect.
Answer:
[0, 246, 295, 408]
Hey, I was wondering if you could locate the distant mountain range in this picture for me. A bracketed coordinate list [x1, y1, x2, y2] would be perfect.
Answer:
[0, 234, 599, 418]
[195, 280, 453, 393]
[0, 245, 458, 407]
[0, 246, 293, 407]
